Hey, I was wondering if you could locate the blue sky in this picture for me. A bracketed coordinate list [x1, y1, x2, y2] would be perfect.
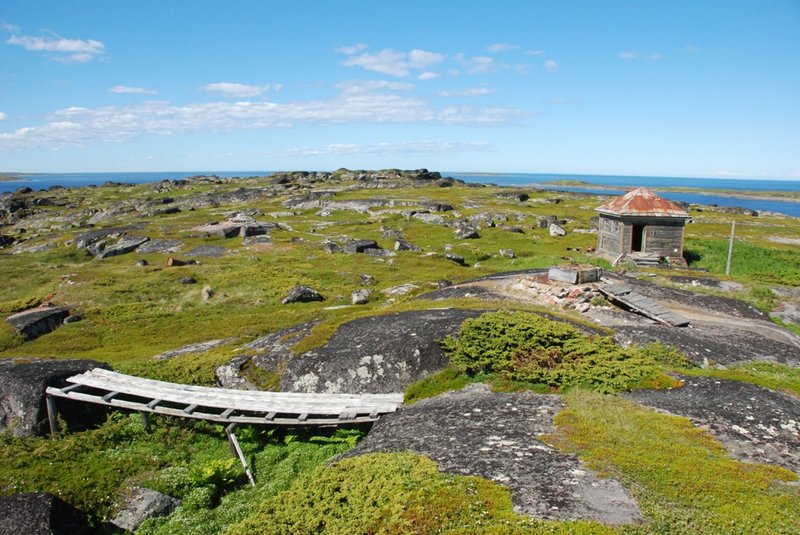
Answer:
[1, 1, 798, 178]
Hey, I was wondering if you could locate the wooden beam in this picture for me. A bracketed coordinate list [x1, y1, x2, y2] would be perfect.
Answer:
[226, 424, 256, 487]
[139, 411, 151, 433]
[46, 395, 58, 435]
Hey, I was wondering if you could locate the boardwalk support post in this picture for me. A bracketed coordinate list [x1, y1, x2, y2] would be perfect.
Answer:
[139, 411, 151, 433]
[226, 423, 256, 487]
[46, 395, 58, 435]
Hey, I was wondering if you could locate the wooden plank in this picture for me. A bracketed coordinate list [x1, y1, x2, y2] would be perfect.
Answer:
[51, 369, 403, 428]
[69, 369, 403, 409]
[49, 390, 384, 426]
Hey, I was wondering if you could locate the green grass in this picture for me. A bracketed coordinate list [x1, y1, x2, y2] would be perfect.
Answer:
[137, 427, 365, 535]
[547, 390, 800, 534]
[3, 174, 800, 531]
[684, 238, 800, 287]
[681, 361, 800, 398]
[225, 452, 613, 534]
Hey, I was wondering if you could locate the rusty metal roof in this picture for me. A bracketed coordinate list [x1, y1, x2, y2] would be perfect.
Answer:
[595, 187, 689, 218]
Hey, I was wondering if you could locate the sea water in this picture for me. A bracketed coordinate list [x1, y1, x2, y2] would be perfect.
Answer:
[2, 171, 799, 217]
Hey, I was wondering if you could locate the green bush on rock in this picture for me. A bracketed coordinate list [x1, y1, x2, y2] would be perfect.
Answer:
[226, 452, 610, 534]
[441, 311, 679, 394]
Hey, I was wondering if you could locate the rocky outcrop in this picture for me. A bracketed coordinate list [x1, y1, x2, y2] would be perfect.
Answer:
[6, 306, 70, 340]
[111, 487, 180, 532]
[495, 191, 529, 202]
[345, 384, 641, 524]
[282, 285, 325, 304]
[0, 492, 91, 535]
[0, 358, 110, 436]
[626, 375, 800, 475]
[281, 308, 484, 394]
[136, 238, 184, 254]
[343, 240, 380, 254]
[95, 235, 149, 259]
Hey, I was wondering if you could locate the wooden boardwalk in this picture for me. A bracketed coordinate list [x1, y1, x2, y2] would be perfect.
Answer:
[46, 368, 405, 485]
[46, 368, 404, 428]
[598, 284, 690, 327]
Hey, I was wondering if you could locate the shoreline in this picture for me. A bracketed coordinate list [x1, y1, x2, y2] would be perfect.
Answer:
[534, 181, 800, 204]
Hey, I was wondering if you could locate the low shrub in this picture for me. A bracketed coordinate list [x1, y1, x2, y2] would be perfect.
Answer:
[441, 311, 675, 393]
[225, 452, 610, 534]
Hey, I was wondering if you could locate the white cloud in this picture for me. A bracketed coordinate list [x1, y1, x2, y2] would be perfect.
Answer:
[544, 60, 559, 72]
[0, 112, 7, 121]
[418, 71, 440, 80]
[336, 43, 368, 55]
[341, 47, 445, 77]
[525, 50, 545, 56]
[487, 43, 518, 53]
[335, 80, 415, 94]
[683, 45, 701, 54]
[409, 49, 445, 68]
[110, 85, 157, 95]
[1, 22, 21, 34]
[454, 53, 496, 74]
[201, 82, 280, 98]
[5, 32, 105, 63]
[619, 51, 662, 61]
[438, 87, 496, 97]
[263, 140, 491, 158]
[0, 89, 530, 150]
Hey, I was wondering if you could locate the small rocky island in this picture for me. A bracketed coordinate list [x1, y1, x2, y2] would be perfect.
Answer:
[1, 169, 799, 533]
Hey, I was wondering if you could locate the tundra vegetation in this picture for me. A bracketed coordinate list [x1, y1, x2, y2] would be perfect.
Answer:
[1, 171, 799, 533]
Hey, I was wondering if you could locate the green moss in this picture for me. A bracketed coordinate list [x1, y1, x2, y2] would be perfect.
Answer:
[681, 361, 800, 398]
[547, 390, 799, 534]
[225, 452, 612, 534]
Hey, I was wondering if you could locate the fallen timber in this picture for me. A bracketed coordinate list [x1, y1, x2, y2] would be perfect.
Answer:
[45, 368, 404, 485]
[598, 283, 690, 327]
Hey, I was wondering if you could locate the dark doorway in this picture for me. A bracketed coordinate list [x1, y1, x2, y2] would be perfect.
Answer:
[631, 224, 645, 252]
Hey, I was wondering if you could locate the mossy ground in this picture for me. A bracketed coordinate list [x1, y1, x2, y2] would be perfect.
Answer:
[2, 176, 799, 532]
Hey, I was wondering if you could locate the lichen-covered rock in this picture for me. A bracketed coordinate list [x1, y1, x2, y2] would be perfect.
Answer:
[0, 358, 111, 436]
[445, 252, 466, 266]
[343, 240, 380, 254]
[95, 235, 149, 259]
[321, 239, 342, 254]
[281, 309, 484, 394]
[5, 306, 70, 340]
[345, 384, 641, 524]
[136, 238, 184, 254]
[626, 375, 800, 475]
[549, 223, 567, 236]
[495, 191, 529, 202]
[454, 226, 480, 240]
[499, 248, 515, 258]
[282, 285, 325, 304]
[394, 239, 420, 251]
[111, 487, 180, 532]
[0, 492, 91, 535]
[351, 289, 372, 305]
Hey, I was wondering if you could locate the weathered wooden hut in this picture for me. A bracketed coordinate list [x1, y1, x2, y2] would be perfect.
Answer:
[595, 187, 689, 263]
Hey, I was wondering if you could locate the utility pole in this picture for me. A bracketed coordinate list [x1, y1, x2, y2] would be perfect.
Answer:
[726, 220, 735, 276]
